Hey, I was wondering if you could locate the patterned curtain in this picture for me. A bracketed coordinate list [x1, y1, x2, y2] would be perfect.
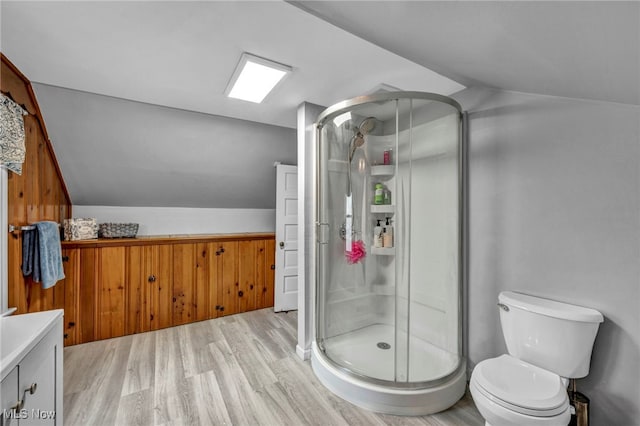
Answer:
[0, 93, 27, 175]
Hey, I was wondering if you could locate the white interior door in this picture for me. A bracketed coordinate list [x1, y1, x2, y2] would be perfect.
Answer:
[275, 164, 298, 312]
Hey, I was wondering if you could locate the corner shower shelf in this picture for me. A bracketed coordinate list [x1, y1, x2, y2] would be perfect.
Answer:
[371, 165, 394, 176]
[371, 204, 395, 214]
[371, 247, 395, 256]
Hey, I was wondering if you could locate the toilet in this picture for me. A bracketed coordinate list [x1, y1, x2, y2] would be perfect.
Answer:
[470, 291, 603, 426]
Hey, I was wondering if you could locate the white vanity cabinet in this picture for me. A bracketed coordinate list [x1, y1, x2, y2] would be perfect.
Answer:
[0, 310, 63, 426]
[1, 368, 19, 425]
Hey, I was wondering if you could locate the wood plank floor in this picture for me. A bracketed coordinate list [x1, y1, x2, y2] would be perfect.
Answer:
[64, 309, 483, 426]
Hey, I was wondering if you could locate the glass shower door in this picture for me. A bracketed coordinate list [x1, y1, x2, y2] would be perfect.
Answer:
[315, 93, 463, 387]
[316, 104, 401, 383]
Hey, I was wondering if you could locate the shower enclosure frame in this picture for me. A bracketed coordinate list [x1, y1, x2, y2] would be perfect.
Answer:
[312, 91, 467, 415]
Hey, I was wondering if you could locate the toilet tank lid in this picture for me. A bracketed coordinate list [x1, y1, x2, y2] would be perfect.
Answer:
[499, 291, 604, 323]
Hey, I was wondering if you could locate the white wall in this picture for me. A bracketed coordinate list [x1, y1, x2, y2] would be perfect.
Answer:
[454, 87, 640, 425]
[73, 205, 275, 235]
[33, 83, 297, 209]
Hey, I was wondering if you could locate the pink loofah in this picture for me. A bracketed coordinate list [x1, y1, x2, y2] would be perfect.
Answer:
[345, 240, 366, 264]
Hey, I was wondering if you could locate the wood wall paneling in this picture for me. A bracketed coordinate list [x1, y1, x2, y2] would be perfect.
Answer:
[1, 56, 38, 115]
[60, 248, 79, 346]
[7, 233, 26, 313]
[125, 246, 147, 335]
[172, 243, 195, 326]
[264, 239, 276, 309]
[2, 54, 71, 316]
[237, 240, 256, 314]
[78, 248, 97, 344]
[25, 116, 41, 223]
[206, 242, 218, 319]
[98, 247, 127, 340]
[151, 244, 173, 330]
[218, 241, 238, 316]
[255, 240, 267, 309]
[50, 237, 273, 346]
[194, 242, 210, 322]
[40, 140, 58, 221]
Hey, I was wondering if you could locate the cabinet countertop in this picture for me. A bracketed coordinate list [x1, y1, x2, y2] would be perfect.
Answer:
[61, 232, 275, 248]
[1, 310, 64, 380]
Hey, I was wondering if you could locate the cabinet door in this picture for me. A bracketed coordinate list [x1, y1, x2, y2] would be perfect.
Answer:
[19, 338, 56, 425]
[77, 248, 98, 344]
[254, 240, 266, 309]
[1, 367, 18, 426]
[57, 249, 79, 346]
[150, 245, 173, 331]
[207, 243, 222, 318]
[256, 239, 276, 309]
[97, 247, 126, 340]
[238, 240, 257, 313]
[215, 241, 238, 316]
[194, 243, 211, 322]
[126, 246, 150, 335]
[265, 238, 276, 308]
[172, 244, 195, 326]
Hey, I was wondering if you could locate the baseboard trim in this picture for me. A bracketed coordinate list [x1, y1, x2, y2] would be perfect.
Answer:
[296, 344, 310, 360]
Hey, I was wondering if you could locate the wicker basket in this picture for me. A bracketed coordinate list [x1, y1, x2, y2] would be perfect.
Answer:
[98, 223, 139, 238]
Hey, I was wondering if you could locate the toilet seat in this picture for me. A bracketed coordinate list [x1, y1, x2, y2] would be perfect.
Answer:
[471, 355, 569, 417]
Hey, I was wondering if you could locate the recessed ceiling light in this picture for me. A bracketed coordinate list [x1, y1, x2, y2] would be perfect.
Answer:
[225, 53, 292, 103]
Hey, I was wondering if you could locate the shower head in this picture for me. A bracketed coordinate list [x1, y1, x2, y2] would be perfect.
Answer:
[358, 117, 377, 135]
[348, 117, 377, 163]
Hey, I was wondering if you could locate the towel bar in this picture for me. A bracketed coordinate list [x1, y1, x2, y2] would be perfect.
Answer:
[8, 223, 60, 233]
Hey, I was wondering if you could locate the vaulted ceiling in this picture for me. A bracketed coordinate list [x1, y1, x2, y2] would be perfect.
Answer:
[1, 1, 637, 209]
[1, 1, 463, 129]
[293, 1, 639, 106]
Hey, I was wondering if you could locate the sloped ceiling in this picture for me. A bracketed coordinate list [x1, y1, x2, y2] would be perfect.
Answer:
[1, 1, 463, 129]
[2, 1, 637, 210]
[294, 1, 640, 106]
[1, 1, 465, 209]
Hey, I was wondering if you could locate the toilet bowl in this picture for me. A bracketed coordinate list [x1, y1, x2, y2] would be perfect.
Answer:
[470, 355, 570, 426]
[470, 292, 603, 426]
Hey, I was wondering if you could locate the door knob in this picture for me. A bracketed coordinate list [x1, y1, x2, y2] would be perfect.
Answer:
[279, 241, 284, 249]
[28, 382, 37, 395]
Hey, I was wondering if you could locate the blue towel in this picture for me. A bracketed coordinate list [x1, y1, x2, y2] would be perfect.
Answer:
[21, 228, 39, 278]
[35, 221, 65, 289]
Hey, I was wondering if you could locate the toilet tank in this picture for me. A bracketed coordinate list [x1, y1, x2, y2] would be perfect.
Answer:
[499, 291, 603, 378]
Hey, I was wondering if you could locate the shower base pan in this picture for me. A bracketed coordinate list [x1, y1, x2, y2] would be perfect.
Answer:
[322, 324, 459, 382]
[311, 326, 466, 416]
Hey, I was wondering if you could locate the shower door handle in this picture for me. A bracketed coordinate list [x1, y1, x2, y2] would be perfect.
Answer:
[316, 222, 330, 245]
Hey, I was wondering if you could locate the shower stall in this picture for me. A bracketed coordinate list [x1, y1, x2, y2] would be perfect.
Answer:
[311, 92, 465, 415]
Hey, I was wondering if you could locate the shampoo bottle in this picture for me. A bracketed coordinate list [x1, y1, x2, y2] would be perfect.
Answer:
[374, 183, 384, 205]
[383, 217, 393, 248]
[383, 187, 391, 205]
[373, 220, 383, 248]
